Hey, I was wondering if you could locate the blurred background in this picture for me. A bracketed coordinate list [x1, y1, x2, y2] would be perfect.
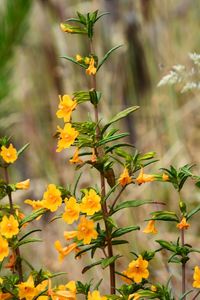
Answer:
[1, 0, 200, 294]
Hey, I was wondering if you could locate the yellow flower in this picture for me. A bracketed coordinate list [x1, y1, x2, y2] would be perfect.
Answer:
[136, 168, 155, 185]
[80, 189, 101, 216]
[0, 292, 12, 300]
[143, 220, 158, 234]
[17, 275, 37, 300]
[56, 95, 77, 122]
[162, 173, 169, 181]
[124, 255, 149, 284]
[56, 124, 79, 152]
[176, 217, 190, 230]
[88, 291, 107, 300]
[86, 58, 97, 76]
[62, 197, 80, 224]
[84, 57, 90, 65]
[60, 23, 73, 33]
[42, 184, 62, 212]
[24, 199, 45, 210]
[118, 168, 132, 186]
[54, 240, 78, 261]
[0, 215, 19, 239]
[64, 231, 78, 240]
[55, 281, 76, 300]
[16, 179, 30, 190]
[77, 216, 98, 244]
[0, 235, 9, 261]
[69, 148, 83, 164]
[151, 285, 157, 292]
[0, 144, 18, 164]
[76, 54, 83, 62]
[193, 266, 200, 288]
[128, 293, 141, 300]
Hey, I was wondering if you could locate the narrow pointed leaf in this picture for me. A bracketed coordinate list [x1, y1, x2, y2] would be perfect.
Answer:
[15, 238, 42, 248]
[97, 45, 123, 71]
[112, 226, 140, 238]
[97, 133, 129, 147]
[102, 106, 140, 133]
[101, 255, 121, 269]
[19, 208, 46, 227]
[17, 143, 29, 156]
[61, 56, 86, 69]
[82, 260, 102, 274]
[112, 199, 152, 214]
[187, 204, 200, 220]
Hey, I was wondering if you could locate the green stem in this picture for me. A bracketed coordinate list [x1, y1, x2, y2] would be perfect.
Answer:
[89, 39, 116, 294]
[4, 167, 23, 282]
[181, 228, 186, 299]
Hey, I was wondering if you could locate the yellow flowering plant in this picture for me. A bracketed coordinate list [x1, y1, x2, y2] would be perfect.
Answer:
[1, 9, 200, 300]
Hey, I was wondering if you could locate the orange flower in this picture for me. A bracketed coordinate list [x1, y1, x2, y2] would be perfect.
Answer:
[69, 148, 83, 164]
[0, 235, 9, 261]
[0, 215, 19, 239]
[193, 266, 200, 288]
[62, 197, 80, 224]
[56, 95, 77, 122]
[5, 252, 16, 271]
[162, 173, 169, 181]
[88, 290, 107, 300]
[0, 292, 13, 300]
[75, 54, 83, 62]
[91, 149, 97, 163]
[128, 293, 141, 300]
[60, 23, 73, 33]
[42, 184, 62, 212]
[118, 168, 132, 186]
[56, 124, 79, 152]
[176, 217, 190, 230]
[124, 255, 149, 284]
[77, 216, 98, 244]
[80, 189, 101, 216]
[17, 275, 37, 300]
[86, 58, 96, 75]
[54, 240, 78, 261]
[16, 179, 30, 190]
[143, 220, 158, 234]
[0, 144, 18, 163]
[24, 199, 45, 210]
[136, 168, 155, 185]
[64, 231, 78, 240]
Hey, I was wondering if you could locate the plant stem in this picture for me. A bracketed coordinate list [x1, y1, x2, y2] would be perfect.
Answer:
[181, 228, 186, 300]
[109, 186, 125, 213]
[192, 291, 200, 300]
[89, 39, 116, 294]
[3, 167, 23, 282]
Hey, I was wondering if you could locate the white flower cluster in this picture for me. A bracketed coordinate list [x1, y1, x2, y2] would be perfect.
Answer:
[157, 53, 200, 93]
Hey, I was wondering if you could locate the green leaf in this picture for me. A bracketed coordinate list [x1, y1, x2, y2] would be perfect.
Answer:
[19, 229, 42, 241]
[101, 255, 121, 269]
[97, 133, 129, 147]
[105, 143, 135, 153]
[82, 260, 102, 274]
[19, 208, 46, 227]
[95, 12, 110, 23]
[112, 199, 152, 214]
[150, 211, 179, 222]
[102, 106, 140, 134]
[178, 290, 193, 300]
[61, 56, 87, 69]
[111, 240, 129, 245]
[17, 143, 29, 156]
[97, 45, 123, 71]
[187, 204, 200, 220]
[112, 226, 140, 238]
[156, 240, 176, 252]
[15, 238, 42, 248]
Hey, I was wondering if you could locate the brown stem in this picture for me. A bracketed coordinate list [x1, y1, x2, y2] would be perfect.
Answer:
[109, 187, 125, 213]
[3, 167, 23, 282]
[181, 228, 186, 300]
[192, 291, 200, 300]
[89, 39, 116, 294]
